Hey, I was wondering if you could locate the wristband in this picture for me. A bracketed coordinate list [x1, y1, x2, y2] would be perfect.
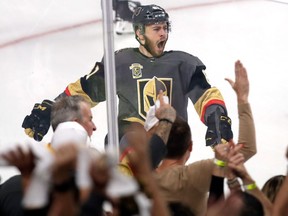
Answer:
[244, 182, 257, 191]
[159, 118, 173, 124]
[214, 158, 227, 167]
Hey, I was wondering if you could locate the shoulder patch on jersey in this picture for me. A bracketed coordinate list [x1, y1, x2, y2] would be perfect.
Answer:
[129, 63, 143, 79]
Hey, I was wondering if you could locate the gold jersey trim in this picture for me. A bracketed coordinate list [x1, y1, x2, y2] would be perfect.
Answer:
[194, 87, 224, 118]
[67, 79, 98, 107]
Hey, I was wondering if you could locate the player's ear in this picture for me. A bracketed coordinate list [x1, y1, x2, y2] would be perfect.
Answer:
[136, 29, 144, 41]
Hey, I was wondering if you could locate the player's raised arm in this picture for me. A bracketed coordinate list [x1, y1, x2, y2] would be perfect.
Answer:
[22, 62, 106, 141]
[188, 65, 233, 148]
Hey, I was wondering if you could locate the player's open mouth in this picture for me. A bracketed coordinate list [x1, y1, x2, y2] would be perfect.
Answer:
[157, 41, 165, 49]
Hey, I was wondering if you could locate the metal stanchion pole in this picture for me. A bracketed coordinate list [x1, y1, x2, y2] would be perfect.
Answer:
[101, 0, 119, 161]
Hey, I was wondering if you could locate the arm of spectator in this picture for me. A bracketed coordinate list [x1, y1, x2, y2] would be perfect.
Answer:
[225, 60, 256, 161]
[228, 151, 272, 216]
[148, 90, 176, 168]
[212, 142, 243, 177]
[207, 142, 244, 206]
[207, 143, 231, 206]
[127, 128, 171, 216]
[83, 153, 111, 216]
[90, 153, 110, 196]
[48, 143, 79, 216]
[51, 143, 78, 185]
[221, 141, 243, 193]
[1, 145, 36, 193]
[154, 90, 176, 144]
[1, 145, 52, 215]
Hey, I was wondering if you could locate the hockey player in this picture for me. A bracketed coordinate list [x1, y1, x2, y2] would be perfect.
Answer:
[22, 4, 233, 149]
[113, 0, 141, 35]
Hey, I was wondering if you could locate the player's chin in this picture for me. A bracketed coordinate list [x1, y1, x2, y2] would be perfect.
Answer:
[154, 45, 165, 56]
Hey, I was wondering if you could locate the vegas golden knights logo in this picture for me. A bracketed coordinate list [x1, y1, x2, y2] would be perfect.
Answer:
[129, 63, 143, 79]
[137, 76, 172, 119]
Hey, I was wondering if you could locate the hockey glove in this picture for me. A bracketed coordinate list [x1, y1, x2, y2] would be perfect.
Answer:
[22, 100, 54, 141]
[205, 107, 233, 147]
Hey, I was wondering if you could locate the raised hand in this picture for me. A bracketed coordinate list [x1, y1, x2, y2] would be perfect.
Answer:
[155, 90, 176, 123]
[225, 60, 249, 104]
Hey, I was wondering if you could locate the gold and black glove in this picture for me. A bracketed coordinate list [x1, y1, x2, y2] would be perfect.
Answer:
[205, 107, 233, 147]
[22, 100, 54, 141]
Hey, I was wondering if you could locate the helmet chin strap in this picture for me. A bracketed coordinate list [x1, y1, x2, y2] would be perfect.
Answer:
[136, 35, 155, 58]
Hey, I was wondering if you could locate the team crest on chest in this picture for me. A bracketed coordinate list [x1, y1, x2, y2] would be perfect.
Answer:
[137, 76, 173, 119]
[129, 63, 143, 79]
